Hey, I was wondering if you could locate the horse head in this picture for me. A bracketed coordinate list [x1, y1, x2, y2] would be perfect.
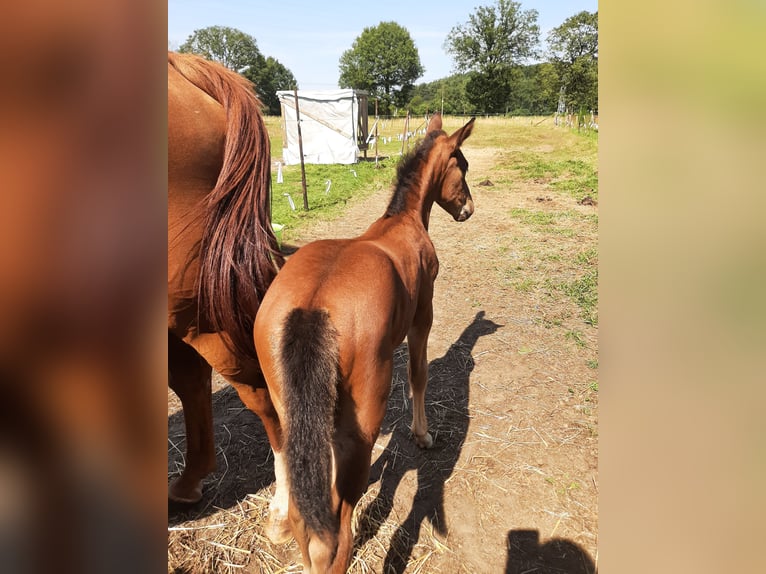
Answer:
[426, 114, 476, 222]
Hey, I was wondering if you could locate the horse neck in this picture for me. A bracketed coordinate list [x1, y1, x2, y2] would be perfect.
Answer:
[403, 163, 440, 231]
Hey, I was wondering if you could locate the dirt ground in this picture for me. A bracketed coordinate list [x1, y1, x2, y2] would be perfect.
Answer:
[168, 138, 598, 573]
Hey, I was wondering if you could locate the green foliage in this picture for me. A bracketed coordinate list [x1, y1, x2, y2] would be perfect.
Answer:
[179, 26, 297, 115]
[406, 64, 560, 116]
[445, 0, 540, 73]
[547, 11, 598, 64]
[338, 22, 424, 115]
[401, 7, 598, 116]
[444, 0, 540, 112]
[407, 74, 476, 115]
[179, 25, 261, 71]
[506, 63, 560, 115]
[547, 11, 598, 112]
[243, 56, 296, 115]
[465, 69, 512, 114]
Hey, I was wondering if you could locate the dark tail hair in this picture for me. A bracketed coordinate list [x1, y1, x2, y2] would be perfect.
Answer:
[280, 308, 339, 535]
[168, 52, 284, 361]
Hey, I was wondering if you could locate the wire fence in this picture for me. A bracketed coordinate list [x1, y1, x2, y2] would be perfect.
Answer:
[368, 111, 598, 148]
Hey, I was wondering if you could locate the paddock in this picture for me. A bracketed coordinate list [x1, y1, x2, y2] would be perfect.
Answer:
[168, 116, 598, 574]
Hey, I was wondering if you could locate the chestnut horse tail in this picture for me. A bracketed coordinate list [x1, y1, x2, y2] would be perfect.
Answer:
[168, 52, 283, 361]
[281, 308, 340, 536]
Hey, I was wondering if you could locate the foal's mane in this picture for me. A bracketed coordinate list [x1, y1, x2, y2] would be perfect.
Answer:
[385, 131, 441, 217]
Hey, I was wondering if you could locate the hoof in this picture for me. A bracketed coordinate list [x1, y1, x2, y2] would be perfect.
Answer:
[413, 431, 433, 449]
[168, 477, 203, 504]
[265, 514, 292, 544]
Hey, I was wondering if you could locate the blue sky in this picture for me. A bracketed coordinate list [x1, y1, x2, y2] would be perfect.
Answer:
[168, 1, 597, 89]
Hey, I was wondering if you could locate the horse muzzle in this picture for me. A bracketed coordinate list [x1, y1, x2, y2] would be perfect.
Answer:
[456, 200, 474, 222]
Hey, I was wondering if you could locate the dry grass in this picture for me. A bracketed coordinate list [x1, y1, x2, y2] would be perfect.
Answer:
[169, 117, 598, 574]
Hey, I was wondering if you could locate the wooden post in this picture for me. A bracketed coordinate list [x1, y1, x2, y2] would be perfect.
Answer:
[440, 83, 444, 116]
[400, 110, 410, 155]
[374, 99, 379, 163]
[361, 93, 367, 160]
[293, 89, 309, 210]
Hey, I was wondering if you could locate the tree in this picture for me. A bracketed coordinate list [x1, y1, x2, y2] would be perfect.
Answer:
[179, 25, 261, 72]
[501, 63, 561, 115]
[445, 0, 540, 113]
[465, 70, 512, 114]
[243, 57, 297, 115]
[529, 62, 561, 114]
[339, 21, 424, 114]
[547, 11, 598, 112]
[179, 26, 298, 115]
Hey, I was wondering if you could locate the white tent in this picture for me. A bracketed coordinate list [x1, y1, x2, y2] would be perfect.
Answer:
[277, 89, 369, 165]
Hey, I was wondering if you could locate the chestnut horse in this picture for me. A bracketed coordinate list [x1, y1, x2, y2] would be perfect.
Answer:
[254, 114, 476, 572]
[168, 52, 289, 539]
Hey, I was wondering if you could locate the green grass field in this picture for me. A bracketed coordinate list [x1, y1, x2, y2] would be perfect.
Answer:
[263, 115, 598, 329]
[169, 114, 599, 574]
[263, 115, 597, 240]
[263, 115, 432, 238]
[263, 113, 598, 333]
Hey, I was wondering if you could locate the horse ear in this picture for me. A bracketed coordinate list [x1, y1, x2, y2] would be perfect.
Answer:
[427, 113, 443, 133]
[450, 117, 476, 149]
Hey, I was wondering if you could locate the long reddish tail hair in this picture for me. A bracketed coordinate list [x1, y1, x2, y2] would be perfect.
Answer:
[168, 52, 283, 360]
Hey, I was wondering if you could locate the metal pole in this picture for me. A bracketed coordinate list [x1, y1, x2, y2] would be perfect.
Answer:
[293, 88, 309, 210]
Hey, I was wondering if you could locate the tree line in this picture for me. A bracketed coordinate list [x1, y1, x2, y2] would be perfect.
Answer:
[176, 1, 597, 117]
[406, 63, 562, 116]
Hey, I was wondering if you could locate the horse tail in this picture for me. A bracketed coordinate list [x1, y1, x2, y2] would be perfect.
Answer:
[168, 52, 283, 361]
[280, 308, 340, 537]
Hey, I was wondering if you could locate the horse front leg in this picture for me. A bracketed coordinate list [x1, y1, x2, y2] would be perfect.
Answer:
[407, 306, 434, 449]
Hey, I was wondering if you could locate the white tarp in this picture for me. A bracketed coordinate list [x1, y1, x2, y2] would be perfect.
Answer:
[277, 89, 367, 165]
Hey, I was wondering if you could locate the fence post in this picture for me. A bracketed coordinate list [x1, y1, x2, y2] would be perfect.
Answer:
[400, 110, 410, 155]
[374, 99, 379, 163]
[293, 89, 309, 210]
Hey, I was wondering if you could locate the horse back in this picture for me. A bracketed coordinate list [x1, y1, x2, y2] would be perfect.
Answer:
[256, 237, 426, 365]
[167, 64, 225, 203]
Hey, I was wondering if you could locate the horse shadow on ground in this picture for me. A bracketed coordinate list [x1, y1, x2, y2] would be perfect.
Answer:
[167, 309, 502, 560]
[505, 529, 597, 574]
[354, 310, 502, 573]
[168, 385, 277, 525]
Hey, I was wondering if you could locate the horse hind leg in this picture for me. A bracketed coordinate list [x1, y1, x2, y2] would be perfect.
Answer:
[290, 374, 388, 573]
[298, 427, 370, 574]
[168, 332, 215, 504]
[324, 369, 392, 573]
